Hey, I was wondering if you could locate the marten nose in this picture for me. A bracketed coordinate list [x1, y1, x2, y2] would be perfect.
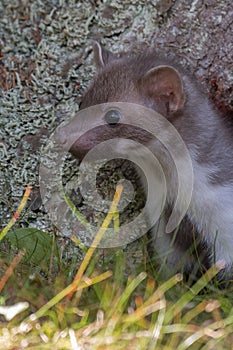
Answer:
[66, 125, 122, 160]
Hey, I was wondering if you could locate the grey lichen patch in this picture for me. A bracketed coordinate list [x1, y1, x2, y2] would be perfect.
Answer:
[90, 1, 143, 37]
[0, 0, 152, 237]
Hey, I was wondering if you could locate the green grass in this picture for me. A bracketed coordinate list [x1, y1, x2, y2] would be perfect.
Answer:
[1, 230, 233, 349]
[0, 186, 233, 349]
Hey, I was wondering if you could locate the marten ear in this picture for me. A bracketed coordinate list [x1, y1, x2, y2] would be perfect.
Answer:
[93, 42, 116, 69]
[140, 65, 185, 115]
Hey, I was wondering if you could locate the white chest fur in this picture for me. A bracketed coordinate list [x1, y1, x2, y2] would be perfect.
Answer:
[188, 159, 233, 268]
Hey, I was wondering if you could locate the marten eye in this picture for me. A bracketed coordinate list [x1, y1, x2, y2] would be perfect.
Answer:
[104, 109, 122, 126]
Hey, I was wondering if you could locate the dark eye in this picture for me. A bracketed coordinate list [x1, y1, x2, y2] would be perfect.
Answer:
[104, 109, 122, 126]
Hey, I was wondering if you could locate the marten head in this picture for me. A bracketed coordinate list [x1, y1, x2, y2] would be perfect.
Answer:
[68, 43, 187, 159]
[80, 42, 185, 114]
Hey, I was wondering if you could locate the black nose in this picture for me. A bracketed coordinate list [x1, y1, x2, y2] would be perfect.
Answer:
[104, 109, 122, 126]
